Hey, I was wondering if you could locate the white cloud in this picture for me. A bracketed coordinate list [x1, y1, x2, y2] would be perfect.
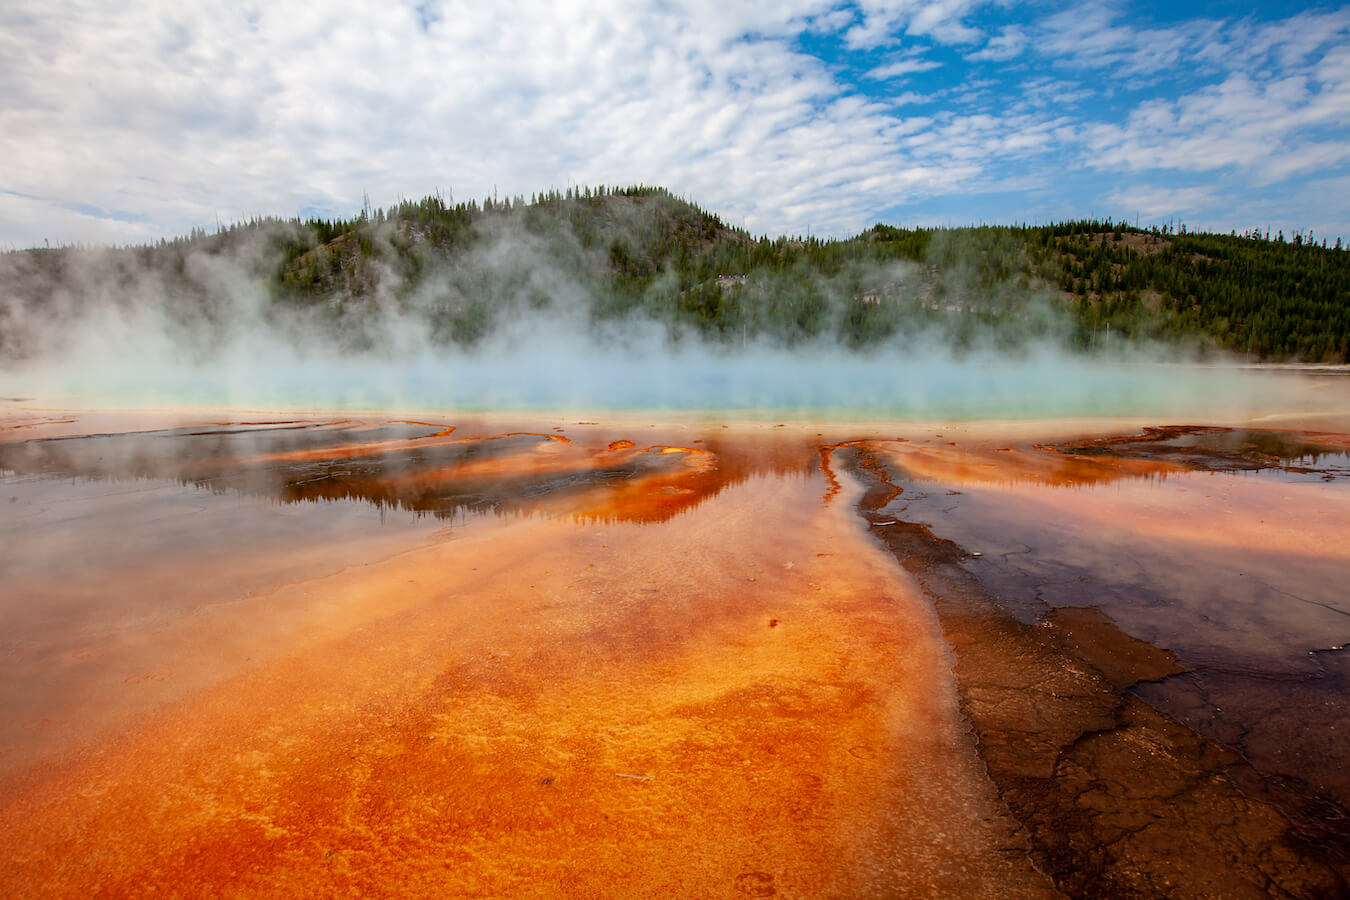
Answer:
[844, 0, 987, 49]
[887, 91, 932, 107]
[1103, 184, 1216, 219]
[0, 0, 940, 243]
[0, 1, 1347, 247]
[866, 55, 943, 80]
[1034, 3, 1350, 84]
[0, 0, 1073, 246]
[1005, 76, 1093, 112]
[1084, 62, 1350, 183]
[1036, 4, 1218, 77]
[1209, 8, 1350, 71]
[966, 24, 1026, 62]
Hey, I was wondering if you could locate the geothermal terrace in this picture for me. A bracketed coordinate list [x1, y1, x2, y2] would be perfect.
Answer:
[1, 407, 1348, 897]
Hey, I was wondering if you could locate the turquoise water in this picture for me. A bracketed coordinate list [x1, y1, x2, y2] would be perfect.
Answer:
[6, 346, 1343, 419]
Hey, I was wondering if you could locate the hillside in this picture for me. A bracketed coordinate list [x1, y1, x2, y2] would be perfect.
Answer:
[2, 186, 1347, 362]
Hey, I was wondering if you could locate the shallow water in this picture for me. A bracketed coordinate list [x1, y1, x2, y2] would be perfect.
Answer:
[862, 429, 1350, 840]
[0, 411, 1054, 898]
[2, 408, 1348, 896]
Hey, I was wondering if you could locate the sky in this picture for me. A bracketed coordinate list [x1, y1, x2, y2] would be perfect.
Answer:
[2, 0, 1348, 249]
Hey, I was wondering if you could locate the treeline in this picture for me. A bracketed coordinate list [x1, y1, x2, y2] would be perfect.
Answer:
[3, 188, 1347, 361]
[1029, 223, 1350, 360]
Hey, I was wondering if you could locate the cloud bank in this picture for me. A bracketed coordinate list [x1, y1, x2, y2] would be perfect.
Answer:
[1, 2, 1348, 248]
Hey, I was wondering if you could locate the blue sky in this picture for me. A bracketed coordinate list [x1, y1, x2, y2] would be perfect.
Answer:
[2, 1, 1347, 248]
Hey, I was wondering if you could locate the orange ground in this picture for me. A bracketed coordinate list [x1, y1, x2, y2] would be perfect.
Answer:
[0, 413, 1052, 898]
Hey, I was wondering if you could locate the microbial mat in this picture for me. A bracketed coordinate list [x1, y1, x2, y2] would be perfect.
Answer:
[1, 406, 1348, 897]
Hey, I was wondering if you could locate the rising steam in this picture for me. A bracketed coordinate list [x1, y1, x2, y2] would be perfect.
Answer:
[0, 204, 1333, 419]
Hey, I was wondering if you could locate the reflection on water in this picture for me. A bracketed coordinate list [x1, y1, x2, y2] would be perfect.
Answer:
[3, 409, 1350, 896]
[862, 438, 1183, 490]
[874, 426, 1350, 491]
[864, 427, 1350, 837]
[0, 419, 750, 526]
[0, 411, 1054, 899]
[1049, 425, 1350, 478]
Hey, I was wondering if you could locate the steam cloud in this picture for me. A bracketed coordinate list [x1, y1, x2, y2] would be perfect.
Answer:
[0, 210, 1328, 420]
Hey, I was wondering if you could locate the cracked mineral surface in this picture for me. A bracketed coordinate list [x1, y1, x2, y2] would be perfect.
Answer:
[847, 425, 1350, 897]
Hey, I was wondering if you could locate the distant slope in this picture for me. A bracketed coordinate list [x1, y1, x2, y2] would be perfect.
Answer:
[2, 186, 1347, 362]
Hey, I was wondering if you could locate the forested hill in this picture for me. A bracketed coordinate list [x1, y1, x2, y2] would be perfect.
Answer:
[3, 186, 1348, 362]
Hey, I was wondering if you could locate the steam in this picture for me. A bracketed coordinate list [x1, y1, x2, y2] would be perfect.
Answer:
[0, 211, 1334, 420]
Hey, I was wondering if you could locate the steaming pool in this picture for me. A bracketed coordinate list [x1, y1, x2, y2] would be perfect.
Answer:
[1, 401, 1349, 897]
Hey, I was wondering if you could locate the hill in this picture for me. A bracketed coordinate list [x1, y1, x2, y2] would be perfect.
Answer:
[2, 186, 1347, 362]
